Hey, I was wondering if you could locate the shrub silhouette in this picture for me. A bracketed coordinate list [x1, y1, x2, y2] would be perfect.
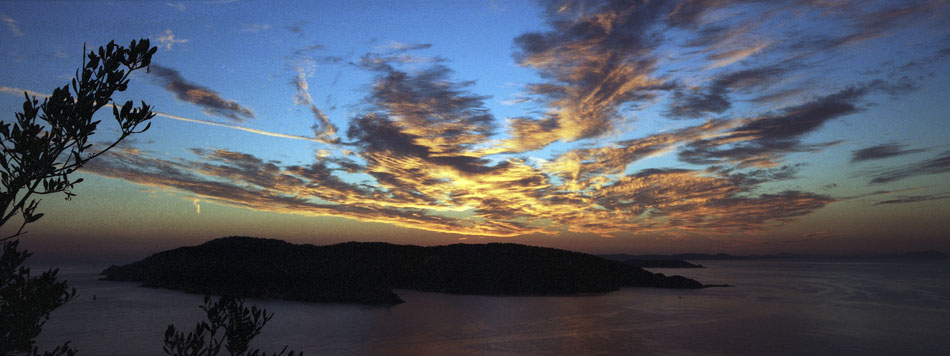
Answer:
[162, 296, 301, 356]
[0, 39, 155, 355]
[0, 240, 76, 356]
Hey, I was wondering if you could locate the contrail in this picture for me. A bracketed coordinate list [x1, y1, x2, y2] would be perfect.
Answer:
[1, 86, 329, 143]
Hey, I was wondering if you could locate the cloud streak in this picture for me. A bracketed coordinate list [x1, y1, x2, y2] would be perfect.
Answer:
[149, 64, 255, 122]
[1, 86, 325, 143]
[851, 143, 926, 163]
[868, 151, 950, 184]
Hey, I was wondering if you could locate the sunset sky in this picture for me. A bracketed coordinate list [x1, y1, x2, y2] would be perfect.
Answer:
[2, 0, 949, 261]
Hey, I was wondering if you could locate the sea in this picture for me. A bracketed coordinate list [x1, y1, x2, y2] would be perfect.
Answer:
[31, 259, 950, 356]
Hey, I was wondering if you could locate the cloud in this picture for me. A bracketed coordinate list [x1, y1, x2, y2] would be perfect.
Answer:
[543, 119, 739, 191]
[873, 193, 950, 205]
[292, 66, 339, 144]
[167, 2, 186, 12]
[55, 0, 950, 242]
[82, 148, 544, 237]
[379, 41, 432, 52]
[156, 29, 189, 50]
[851, 142, 927, 163]
[791, 1, 946, 54]
[665, 65, 793, 119]
[241, 24, 272, 33]
[350, 62, 495, 157]
[704, 42, 771, 70]
[83, 141, 833, 238]
[678, 81, 897, 167]
[506, 0, 679, 151]
[80, 43, 835, 238]
[285, 21, 306, 35]
[149, 64, 255, 122]
[868, 151, 950, 184]
[1, 13, 23, 37]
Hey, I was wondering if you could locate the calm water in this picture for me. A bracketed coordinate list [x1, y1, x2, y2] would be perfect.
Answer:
[33, 260, 950, 355]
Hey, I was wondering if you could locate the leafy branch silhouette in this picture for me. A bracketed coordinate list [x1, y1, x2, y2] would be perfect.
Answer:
[162, 296, 301, 356]
[0, 39, 155, 356]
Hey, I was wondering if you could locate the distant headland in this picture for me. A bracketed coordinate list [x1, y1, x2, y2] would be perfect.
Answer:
[101, 236, 711, 305]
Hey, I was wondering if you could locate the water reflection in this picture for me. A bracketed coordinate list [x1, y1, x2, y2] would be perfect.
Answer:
[35, 260, 950, 356]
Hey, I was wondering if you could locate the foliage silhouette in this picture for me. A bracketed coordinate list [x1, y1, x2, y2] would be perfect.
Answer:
[0, 39, 156, 241]
[0, 39, 156, 355]
[162, 296, 301, 356]
[0, 240, 76, 356]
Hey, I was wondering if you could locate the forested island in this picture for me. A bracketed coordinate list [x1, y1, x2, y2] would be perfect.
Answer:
[101, 236, 708, 305]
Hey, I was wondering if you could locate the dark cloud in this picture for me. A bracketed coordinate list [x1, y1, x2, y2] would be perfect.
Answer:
[353, 63, 495, 155]
[383, 42, 432, 52]
[507, 0, 681, 150]
[791, 1, 946, 54]
[666, 66, 790, 119]
[292, 44, 324, 54]
[874, 193, 950, 205]
[285, 21, 306, 35]
[868, 151, 950, 184]
[678, 82, 889, 167]
[667, 0, 746, 29]
[665, 86, 730, 119]
[851, 143, 926, 163]
[347, 113, 429, 157]
[149, 64, 255, 122]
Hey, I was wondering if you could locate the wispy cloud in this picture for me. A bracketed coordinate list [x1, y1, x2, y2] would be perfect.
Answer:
[874, 193, 950, 205]
[677, 80, 912, 167]
[1, 13, 23, 37]
[241, 23, 271, 33]
[292, 66, 339, 143]
[285, 21, 306, 35]
[379, 41, 432, 52]
[149, 64, 255, 122]
[868, 151, 950, 184]
[665, 65, 791, 119]
[167, 2, 186, 12]
[851, 142, 927, 163]
[156, 29, 189, 50]
[506, 1, 675, 151]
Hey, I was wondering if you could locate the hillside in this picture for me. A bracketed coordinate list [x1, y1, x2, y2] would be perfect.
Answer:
[101, 237, 706, 305]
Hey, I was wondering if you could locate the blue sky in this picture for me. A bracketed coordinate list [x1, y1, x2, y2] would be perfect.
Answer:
[2, 0, 949, 260]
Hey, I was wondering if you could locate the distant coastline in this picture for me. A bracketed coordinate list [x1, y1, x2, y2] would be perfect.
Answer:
[601, 251, 950, 262]
[101, 236, 712, 305]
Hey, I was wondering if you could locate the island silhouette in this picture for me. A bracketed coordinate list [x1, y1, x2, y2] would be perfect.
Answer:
[101, 236, 709, 305]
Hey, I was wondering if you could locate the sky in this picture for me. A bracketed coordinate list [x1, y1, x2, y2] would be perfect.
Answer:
[1, 0, 949, 261]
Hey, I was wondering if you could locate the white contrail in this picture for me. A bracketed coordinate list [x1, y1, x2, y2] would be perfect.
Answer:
[1, 86, 329, 143]
[192, 197, 201, 214]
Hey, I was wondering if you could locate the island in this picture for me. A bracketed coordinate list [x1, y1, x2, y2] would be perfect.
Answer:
[102, 236, 709, 305]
